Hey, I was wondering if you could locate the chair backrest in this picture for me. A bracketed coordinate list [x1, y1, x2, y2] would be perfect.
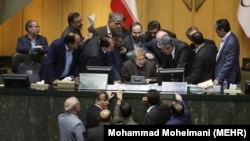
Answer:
[11, 53, 46, 73]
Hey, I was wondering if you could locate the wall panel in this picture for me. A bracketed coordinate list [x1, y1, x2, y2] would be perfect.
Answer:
[2, 11, 22, 55]
[42, 0, 63, 44]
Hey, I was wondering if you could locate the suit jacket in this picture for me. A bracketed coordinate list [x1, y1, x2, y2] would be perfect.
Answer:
[39, 38, 81, 84]
[58, 112, 86, 141]
[80, 36, 107, 72]
[215, 32, 241, 84]
[85, 104, 102, 129]
[16, 35, 49, 54]
[121, 59, 157, 83]
[185, 44, 217, 84]
[141, 39, 162, 64]
[86, 125, 104, 141]
[112, 104, 138, 125]
[123, 35, 146, 52]
[166, 100, 192, 125]
[143, 104, 171, 125]
[94, 26, 108, 38]
[161, 38, 193, 75]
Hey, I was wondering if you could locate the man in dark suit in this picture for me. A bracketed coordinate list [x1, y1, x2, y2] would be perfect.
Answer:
[61, 12, 93, 46]
[120, 48, 157, 83]
[39, 31, 81, 85]
[142, 89, 171, 125]
[185, 26, 217, 50]
[58, 96, 86, 141]
[79, 36, 114, 72]
[86, 109, 112, 141]
[166, 93, 192, 125]
[157, 34, 193, 76]
[213, 19, 241, 86]
[16, 20, 49, 55]
[85, 91, 113, 129]
[185, 32, 217, 84]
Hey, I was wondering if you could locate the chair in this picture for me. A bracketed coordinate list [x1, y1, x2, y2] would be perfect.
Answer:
[11, 53, 46, 73]
[10, 53, 46, 83]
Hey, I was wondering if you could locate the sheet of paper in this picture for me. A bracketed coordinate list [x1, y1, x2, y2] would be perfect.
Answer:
[87, 13, 95, 32]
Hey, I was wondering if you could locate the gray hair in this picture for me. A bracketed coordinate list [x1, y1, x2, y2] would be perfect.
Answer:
[108, 12, 123, 23]
[157, 34, 174, 49]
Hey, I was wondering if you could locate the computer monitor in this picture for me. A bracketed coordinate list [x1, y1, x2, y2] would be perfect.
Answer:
[158, 68, 185, 85]
[86, 66, 114, 84]
[1, 73, 30, 87]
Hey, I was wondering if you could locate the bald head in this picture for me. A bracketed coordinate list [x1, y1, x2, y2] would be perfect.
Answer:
[64, 96, 80, 112]
[156, 30, 168, 41]
[99, 109, 112, 123]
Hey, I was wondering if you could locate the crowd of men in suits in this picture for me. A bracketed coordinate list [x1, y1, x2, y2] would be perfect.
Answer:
[16, 12, 241, 87]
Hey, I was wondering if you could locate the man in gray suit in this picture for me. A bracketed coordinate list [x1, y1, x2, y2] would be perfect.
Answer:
[58, 96, 86, 141]
[213, 19, 241, 86]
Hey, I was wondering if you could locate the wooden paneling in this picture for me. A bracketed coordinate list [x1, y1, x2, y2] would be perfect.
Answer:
[0, 0, 249, 67]
[42, 0, 63, 44]
[2, 11, 22, 56]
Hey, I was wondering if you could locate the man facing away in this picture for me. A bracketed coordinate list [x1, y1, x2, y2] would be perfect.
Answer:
[58, 96, 86, 141]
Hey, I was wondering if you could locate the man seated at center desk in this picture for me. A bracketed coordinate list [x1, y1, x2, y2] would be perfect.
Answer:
[120, 48, 157, 83]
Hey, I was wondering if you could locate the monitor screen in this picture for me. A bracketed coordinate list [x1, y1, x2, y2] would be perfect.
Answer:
[86, 66, 114, 84]
[158, 68, 185, 85]
[1, 73, 30, 87]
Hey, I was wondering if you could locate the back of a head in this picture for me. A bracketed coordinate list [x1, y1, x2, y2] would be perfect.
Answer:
[156, 30, 168, 41]
[191, 32, 204, 44]
[146, 89, 160, 106]
[64, 31, 79, 44]
[99, 109, 112, 124]
[64, 96, 79, 112]
[170, 101, 184, 117]
[119, 100, 133, 118]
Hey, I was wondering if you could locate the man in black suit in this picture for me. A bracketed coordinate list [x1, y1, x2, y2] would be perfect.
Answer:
[185, 32, 217, 84]
[185, 26, 217, 50]
[86, 109, 112, 141]
[85, 91, 114, 129]
[157, 34, 193, 74]
[79, 36, 114, 72]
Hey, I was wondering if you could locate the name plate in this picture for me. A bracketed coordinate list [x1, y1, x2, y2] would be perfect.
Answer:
[161, 82, 187, 92]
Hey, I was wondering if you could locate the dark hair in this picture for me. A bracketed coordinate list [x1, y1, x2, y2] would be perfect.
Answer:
[94, 90, 109, 101]
[191, 32, 204, 44]
[100, 36, 112, 48]
[146, 89, 160, 105]
[68, 12, 80, 25]
[170, 101, 184, 117]
[147, 20, 161, 31]
[214, 19, 231, 32]
[25, 20, 36, 32]
[129, 22, 142, 32]
[119, 100, 133, 118]
[64, 31, 79, 44]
